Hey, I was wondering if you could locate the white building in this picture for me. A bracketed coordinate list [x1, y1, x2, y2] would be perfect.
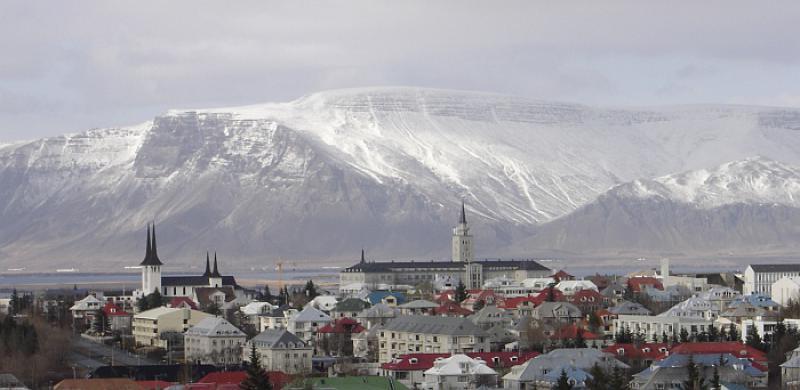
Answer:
[744, 264, 800, 295]
[132, 307, 212, 348]
[772, 276, 800, 306]
[184, 317, 247, 366]
[421, 354, 498, 390]
[555, 280, 597, 296]
[741, 318, 800, 343]
[503, 349, 628, 390]
[288, 306, 332, 349]
[613, 315, 713, 342]
[245, 329, 312, 374]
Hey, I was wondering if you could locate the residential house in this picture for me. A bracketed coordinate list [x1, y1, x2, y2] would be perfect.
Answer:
[421, 354, 498, 390]
[379, 315, 490, 363]
[331, 297, 370, 319]
[772, 276, 800, 306]
[398, 300, 439, 316]
[357, 303, 398, 329]
[184, 316, 246, 366]
[613, 315, 713, 342]
[102, 302, 132, 334]
[287, 306, 332, 350]
[608, 300, 652, 316]
[382, 352, 539, 389]
[530, 301, 582, 325]
[468, 304, 512, 330]
[629, 353, 767, 389]
[555, 280, 597, 296]
[502, 348, 628, 390]
[244, 329, 312, 374]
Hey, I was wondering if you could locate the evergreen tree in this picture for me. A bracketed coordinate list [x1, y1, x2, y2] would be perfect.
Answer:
[304, 280, 318, 299]
[576, 327, 587, 348]
[772, 319, 787, 347]
[585, 363, 607, 390]
[608, 366, 627, 390]
[683, 355, 708, 390]
[9, 289, 20, 315]
[708, 325, 719, 342]
[263, 285, 273, 303]
[455, 280, 468, 302]
[746, 324, 764, 351]
[554, 369, 573, 390]
[710, 357, 721, 390]
[588, 312, 603, 333]
[146, 290, 164, 310]
[728, 323, 739, 341]
[241, 344, 272, 390]
[680, 327, 690, 343]
[203, 302, 222, 316]
[91, 309, 111, 335]
[661, 331, 669, 344]
[547, 283, 557, 302]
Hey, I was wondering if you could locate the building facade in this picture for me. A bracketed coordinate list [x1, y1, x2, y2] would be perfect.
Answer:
[379, 315, 490, 363]
[184, 317, 247, 366]
[744, 264, 800, 295]
[132, 307, 212, 348]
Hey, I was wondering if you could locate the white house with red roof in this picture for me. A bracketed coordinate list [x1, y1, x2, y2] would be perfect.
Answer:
[382, 351, 539, 388]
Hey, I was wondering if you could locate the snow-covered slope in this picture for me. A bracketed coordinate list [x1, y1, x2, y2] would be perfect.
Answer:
[524, 157, 800, 256]
[3, 87, 800, 270]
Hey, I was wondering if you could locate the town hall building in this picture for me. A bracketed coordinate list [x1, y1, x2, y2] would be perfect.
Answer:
[340, 202, 551, 289]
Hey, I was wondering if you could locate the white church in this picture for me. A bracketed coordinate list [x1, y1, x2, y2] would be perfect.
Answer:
[135, 224, 241, 303]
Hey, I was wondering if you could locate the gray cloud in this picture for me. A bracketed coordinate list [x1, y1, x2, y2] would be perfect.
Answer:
[1, 1, 799, 140]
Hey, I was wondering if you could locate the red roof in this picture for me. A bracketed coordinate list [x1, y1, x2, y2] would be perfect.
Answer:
[498, 296, 538, 310]
[551, 270, 574, 281]
[570, 289, 605, 305]
[550, 325, 600, 340]
[136, 380, 173, 390]
[627, 277, 663, 293]
[532, 288, 565, 303]
[317, 318, 366, 334]
[196, 371, 289, 390]
[603, 343, 671, 361]
[670, 342, 768, 367]
[382, 351, 541, 371]
[103, 302, 130, 317]
[432, 301, 473, 316]
[168, 296, 198, 310]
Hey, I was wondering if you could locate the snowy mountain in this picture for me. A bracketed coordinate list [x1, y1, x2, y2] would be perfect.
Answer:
[2, 87, 800, 270]
[524, 157, 800, 256]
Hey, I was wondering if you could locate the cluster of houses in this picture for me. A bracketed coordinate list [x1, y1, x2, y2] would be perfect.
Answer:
[55, 207, 800, 389]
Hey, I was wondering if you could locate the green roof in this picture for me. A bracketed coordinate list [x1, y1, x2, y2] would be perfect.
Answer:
[298, 376, 409, 390]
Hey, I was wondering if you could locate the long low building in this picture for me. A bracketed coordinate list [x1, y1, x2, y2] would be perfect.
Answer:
[613, 315, 713, 342]
[340, 204, 551, 289]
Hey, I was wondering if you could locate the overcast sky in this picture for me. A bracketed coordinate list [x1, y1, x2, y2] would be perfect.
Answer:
[1, 1, 800, 141]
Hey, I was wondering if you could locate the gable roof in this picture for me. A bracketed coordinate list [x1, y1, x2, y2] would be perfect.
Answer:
[382, 351, 540, 371]
[335, 297, 370, 312]
[168, 296, 198, 309]
[366, 291, 406, 305]
[194, 287, 236, 307]
[293, 306, 332, 323]
[749, 263, 800, 272]
[251, 329, 307, 349]
[185, 317, 246, 337]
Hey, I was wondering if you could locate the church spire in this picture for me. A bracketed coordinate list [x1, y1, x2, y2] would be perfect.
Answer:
[139, 223, 163, 266]
[203, 252, 211, 277]
[211, 252, 221, 277]
[360, 248, 366, 264]
[459, 199, 467, 225]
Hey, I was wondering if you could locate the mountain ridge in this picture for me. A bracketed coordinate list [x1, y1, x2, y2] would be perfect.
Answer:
[2, 87, 800, 270]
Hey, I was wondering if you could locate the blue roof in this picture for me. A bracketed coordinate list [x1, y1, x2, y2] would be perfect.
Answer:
[652, 353, 765, 377]
[367, 291, 406, 305]
[729, 293, 778, 308]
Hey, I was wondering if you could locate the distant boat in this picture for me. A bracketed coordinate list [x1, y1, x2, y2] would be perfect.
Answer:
[56, 268, 78, 273]
[124, 266, 142, 270]
[636, 257, 647, 262]
[7, 268, 25, 272]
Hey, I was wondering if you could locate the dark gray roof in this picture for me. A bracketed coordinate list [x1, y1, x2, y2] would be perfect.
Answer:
[344, 259, 549, 273]
[383, 315, 488, 336]
[750, 264, 800, 272]
[162, 275, 238, 287]
[335, 298, 371, 312]
[252, 329, 307, 349]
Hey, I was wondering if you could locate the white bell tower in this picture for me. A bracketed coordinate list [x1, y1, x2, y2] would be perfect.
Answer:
[452, 201, 474, 263]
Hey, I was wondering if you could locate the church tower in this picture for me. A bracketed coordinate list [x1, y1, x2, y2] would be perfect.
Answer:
[452, 200, 474, 263]
[209, 252, 223, 288]
[140, 223, 163, 295]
